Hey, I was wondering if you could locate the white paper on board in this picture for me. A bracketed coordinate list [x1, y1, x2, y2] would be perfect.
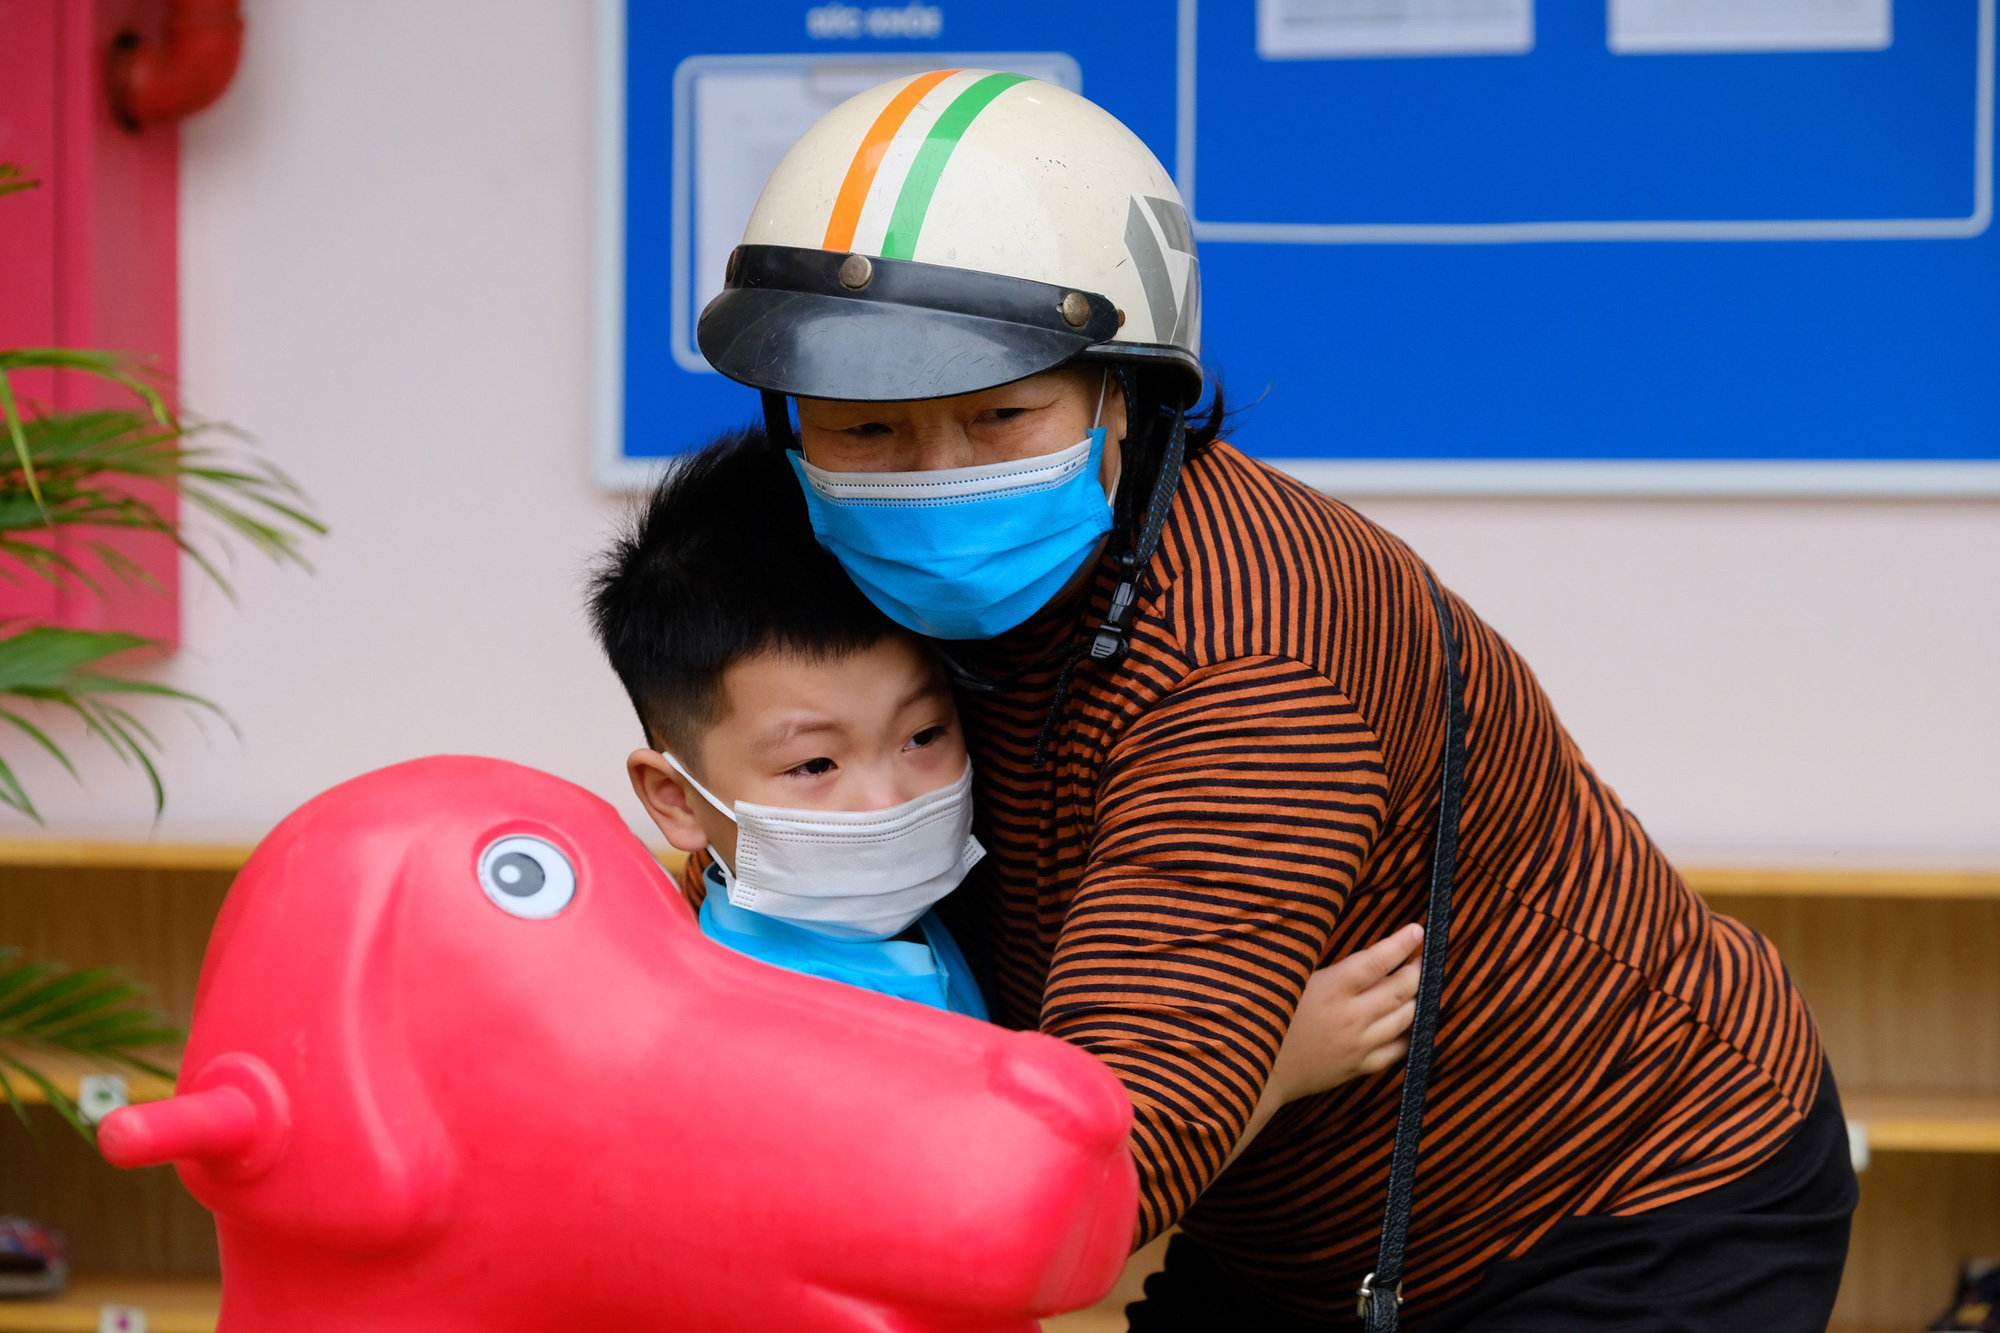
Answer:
[1256, 0, 1535, 60]
[1608, 0, 1892, 53]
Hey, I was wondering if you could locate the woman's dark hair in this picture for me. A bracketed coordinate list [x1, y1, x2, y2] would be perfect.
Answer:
[587, 428, 895, 755]
[1108, 363, 1227, 553]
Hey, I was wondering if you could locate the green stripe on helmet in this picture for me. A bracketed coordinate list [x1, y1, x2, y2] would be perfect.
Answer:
[879, 72, 1033, 262]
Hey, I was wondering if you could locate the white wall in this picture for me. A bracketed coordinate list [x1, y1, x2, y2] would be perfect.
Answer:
[1362, 497, 2000, 866]
[8, 0, 1997, 867]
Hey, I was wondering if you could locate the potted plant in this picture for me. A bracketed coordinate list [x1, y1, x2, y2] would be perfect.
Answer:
[0, 161, 324, 1135]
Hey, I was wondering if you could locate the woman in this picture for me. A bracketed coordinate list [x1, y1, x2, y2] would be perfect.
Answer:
[696, 72, 1855, 1331]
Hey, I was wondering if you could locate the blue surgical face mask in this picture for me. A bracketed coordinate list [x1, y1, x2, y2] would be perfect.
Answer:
[789, 424, 1115, 641]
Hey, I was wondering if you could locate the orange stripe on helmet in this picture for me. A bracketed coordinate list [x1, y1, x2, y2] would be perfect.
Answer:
[822, 69, 960, 253]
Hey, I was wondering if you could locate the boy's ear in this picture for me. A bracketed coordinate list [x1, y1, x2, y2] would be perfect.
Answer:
[627, 750, 713, 854]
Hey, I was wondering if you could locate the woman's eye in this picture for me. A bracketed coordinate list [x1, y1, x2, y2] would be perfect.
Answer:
[845, 421, 892, 437]
[907, 726, 945, 750]
[478, 836, 577, 920]
[983, 407, 1028, 423]
[789, 757, 836, 777]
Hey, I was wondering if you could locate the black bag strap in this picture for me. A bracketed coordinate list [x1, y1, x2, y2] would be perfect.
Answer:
[1358, 570, 1468, 1332]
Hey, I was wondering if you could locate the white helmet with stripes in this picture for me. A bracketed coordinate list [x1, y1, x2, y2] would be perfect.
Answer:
[697, 69, 1203, 405]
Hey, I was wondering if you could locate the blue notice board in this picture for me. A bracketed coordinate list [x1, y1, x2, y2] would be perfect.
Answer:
[594, 0, 2000, 495]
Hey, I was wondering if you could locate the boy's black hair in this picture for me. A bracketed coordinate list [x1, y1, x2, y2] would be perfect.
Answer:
[588, 427, 896, 757]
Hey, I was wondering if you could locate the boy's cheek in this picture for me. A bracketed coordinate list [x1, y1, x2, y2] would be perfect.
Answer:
[707, 819, 740, 871]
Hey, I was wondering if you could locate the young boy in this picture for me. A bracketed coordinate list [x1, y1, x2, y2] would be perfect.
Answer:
[588, 431, 1424, 1115]
[590, 429, 989, 1015]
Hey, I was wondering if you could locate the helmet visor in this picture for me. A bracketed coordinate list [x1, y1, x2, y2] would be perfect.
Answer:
[697, 245, 1121, 403]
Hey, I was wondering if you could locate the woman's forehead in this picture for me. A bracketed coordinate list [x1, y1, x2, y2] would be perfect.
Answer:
[798, 368, 1097, 418]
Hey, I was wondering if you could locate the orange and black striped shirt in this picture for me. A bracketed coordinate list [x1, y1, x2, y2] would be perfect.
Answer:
[941, 443, 1823, 1321]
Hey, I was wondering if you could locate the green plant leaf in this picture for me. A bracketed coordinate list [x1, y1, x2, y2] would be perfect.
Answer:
[0, 627, 152, 690]
[0, 1053, 75, 1135]
[0, 366, 44, 513]
[0, 408, 324, 602]
[0, 756, 36, 819]
[19, 976, 145, 1032]
[0, 948, 182, 1137]
[0, 627, 227, 819]
[0, 708, 78, 776]
[0, 349, 171, 425]
[0, 965, 116, 1024]
[0, 954, 59, 1007]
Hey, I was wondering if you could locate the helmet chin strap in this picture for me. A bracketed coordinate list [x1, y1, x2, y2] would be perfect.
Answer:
[1088, 395, 1185, 665]
[1029, 390, 1187, 766]
[762, 390, 799, 452]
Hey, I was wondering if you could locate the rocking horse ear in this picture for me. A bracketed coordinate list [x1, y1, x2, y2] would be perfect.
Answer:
[118, 785, 458, 1251]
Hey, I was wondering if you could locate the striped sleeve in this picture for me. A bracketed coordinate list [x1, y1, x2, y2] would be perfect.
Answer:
[676, 849, 710, 910]
[1039, 654, 1388, 1241]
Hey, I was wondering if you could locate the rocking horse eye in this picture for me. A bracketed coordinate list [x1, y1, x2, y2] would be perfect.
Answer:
[478, 836, 576, 920]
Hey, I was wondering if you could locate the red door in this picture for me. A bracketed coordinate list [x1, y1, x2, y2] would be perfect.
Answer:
[0, 0, 182, 648]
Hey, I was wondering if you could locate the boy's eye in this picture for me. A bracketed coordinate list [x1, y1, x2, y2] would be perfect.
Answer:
[906, 726, 945, 750]
[789, 757, 836, 777]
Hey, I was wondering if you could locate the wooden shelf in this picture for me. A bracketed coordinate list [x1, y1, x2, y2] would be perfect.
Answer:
[1846, 1091, 2000, 1155]
[0, 841, 250, 872]
[0, 1278, 217, 1332]
[0, 839, 688, 875]
[1, 844, 1990, 898]
[1687, 867, 2000, 900]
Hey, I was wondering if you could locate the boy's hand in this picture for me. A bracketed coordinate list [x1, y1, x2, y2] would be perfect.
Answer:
[1219, 924, 1424, 1175]
[1270, 923, 1423, 1104]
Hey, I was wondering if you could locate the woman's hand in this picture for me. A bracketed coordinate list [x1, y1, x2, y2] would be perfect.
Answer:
[1221, 924, 1424, 1173]
[1269, 923, 1424, 1104]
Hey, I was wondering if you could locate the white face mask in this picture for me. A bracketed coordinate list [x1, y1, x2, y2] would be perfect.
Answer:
[658, 752, 986, 942]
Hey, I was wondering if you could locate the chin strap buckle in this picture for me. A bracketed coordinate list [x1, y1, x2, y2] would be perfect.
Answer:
[1088, 579, 1139, 663]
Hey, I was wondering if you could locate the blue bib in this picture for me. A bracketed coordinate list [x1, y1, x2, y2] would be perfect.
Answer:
[698, 866, 987, 1019]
